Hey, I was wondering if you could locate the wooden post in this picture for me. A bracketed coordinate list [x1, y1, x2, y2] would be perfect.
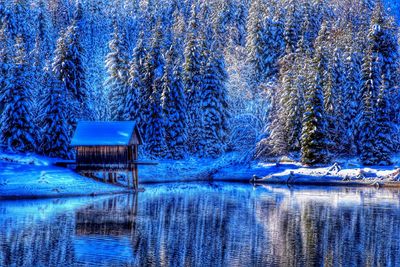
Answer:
[131, 164, 139, 191]
[126, 171, 130, 188]
[134, 165, 138, 190]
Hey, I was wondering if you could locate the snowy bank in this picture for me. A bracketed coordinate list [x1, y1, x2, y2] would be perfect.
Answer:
[138, 152, 243, 183]
[0, 153, 129, 199]
[213, 158, 400, 187]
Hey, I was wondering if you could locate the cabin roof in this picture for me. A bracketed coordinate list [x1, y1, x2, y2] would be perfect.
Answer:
[71, 121, 142, 146]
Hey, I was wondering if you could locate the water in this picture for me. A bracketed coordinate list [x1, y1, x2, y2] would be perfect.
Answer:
[1, 183, 400, 267]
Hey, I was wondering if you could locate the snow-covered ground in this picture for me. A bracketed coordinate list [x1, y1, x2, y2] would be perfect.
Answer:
[0, 152, 129, 199]
[2, 151, 400, 200]
[214, 156, 400, 187]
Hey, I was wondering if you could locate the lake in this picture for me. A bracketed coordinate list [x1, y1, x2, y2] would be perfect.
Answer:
[1, 183, 400, 266]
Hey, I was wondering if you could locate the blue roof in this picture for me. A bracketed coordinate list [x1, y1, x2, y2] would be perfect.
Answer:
[71, 121, 140, 146]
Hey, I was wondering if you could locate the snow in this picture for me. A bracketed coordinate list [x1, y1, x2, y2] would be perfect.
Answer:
[0, 153, 129, 199]
[3, 150, 400, 200]
[214, 155, 400, 187]
[71, 121, 138, 146]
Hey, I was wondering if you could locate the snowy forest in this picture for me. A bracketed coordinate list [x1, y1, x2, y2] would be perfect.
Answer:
[0, 0, 400, 166]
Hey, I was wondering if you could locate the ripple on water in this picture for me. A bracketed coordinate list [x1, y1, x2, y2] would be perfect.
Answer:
[1, 183, 400, 266]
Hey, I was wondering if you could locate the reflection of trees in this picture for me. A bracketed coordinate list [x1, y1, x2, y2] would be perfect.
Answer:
[2, 185, 400, 266]
[0, 213, 75, 266]
[128, 185, 272, 266]
[255, 188, 400, 266]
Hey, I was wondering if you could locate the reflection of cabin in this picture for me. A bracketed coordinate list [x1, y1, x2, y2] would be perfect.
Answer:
[71, 121, 143, 189]
[75, 195, 138, 236]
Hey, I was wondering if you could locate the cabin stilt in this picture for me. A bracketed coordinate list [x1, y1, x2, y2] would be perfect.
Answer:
[70, 121, 157, 190]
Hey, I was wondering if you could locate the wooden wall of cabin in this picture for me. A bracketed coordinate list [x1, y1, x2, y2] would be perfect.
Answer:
[127, 145, 138, 161]
[76, 146, 130, 166]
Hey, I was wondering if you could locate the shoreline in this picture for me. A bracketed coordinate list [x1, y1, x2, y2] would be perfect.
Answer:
[3, 151, 400, 200]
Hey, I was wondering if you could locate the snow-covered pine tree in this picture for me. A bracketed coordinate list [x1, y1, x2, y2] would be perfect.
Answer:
[263, 15, 285, 80]
[325, 48, 347, 154]
[124, 31, 146, 127]
[32, 0, 53, 126]
[161, 43, 187, 159]
[245, 0, 269, 86]
[232, 1, 247, 47]
[145, 18, 168, 158]
[300, 42, 329, 166]
[379, 13, 400, 149]
[344, 51, 363, 155]
[0, 36, 36, 152]
[40, 62, 71, 159]
[105, 20, 130, 121]
[374, 76, 393, 165]
[65, 1, 86, 104]
[267, 32, 304, 156]
[283, 0, 301, 55]
[52, 1, 88, 123]
[0, 17, 11, 113]
[359, 49, 379, 165]
[198, 28, 229, 158]
[183, 5, 204, 154]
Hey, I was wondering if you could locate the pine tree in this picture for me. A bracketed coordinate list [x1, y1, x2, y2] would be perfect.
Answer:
[145, 19, 168, 157]
[283, 0, 301, 55]
[161, 44, 187, 159]
[183, 6, 204, 154]
[124, 31, 147, 126]
[245, 0, 269, 86]
[263, 15, 285, 80]
[198, 28, 229, 158]
[300, 44, 329, 166]
[0, 37, 36, 152]
[53, 1, 87, 105]
[344, 51, 362, 155]
[32, 0, 53, 124]
[105, 20, 130, 120]
[40, 62, 71, 159]
[359, 49, 379, 165]
[0, 18, 11, 113]
[52, 2, 87, 123]
[374, 77, 393, 165]
[325, 48, 347, 154]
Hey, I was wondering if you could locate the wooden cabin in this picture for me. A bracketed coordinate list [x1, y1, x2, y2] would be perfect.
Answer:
[71, 121, 143, 168]
[71, 121, 143, 189]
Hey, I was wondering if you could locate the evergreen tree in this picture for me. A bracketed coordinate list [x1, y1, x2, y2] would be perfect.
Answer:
[344, 51, 362, 155]
[245, 0, 269, 86]
[359, 50, 379, 165]
[374, 77, 393, 165]
[325, 48, 347, 154]
[124, 31, 147, 126]
[183, 6, 204, 154]
[145, 19, 168, 157]
[198, 30, 229, 158]
[52, 1, 88, 125]
[0, 37, 36, 152]
[300, 44, 329, 166]
[161, 44, 187, 159]
[283, 0, 301, 55]
[40, 62, 71, 159]
[53, 1, 87, 105]
[105, 20, 130, 120]
[0, 18, 11, 113]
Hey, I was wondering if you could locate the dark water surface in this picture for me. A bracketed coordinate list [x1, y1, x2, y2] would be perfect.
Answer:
[1, 183, 400, 267]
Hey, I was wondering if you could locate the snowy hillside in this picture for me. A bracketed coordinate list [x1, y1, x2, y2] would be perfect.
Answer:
[0, 0, 400, 173]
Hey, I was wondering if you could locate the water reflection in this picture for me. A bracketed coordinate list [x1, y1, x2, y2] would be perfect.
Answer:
[1, 184, 400, 266]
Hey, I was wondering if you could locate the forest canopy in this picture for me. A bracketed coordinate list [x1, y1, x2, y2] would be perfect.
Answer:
[0, 0, 399, 166]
